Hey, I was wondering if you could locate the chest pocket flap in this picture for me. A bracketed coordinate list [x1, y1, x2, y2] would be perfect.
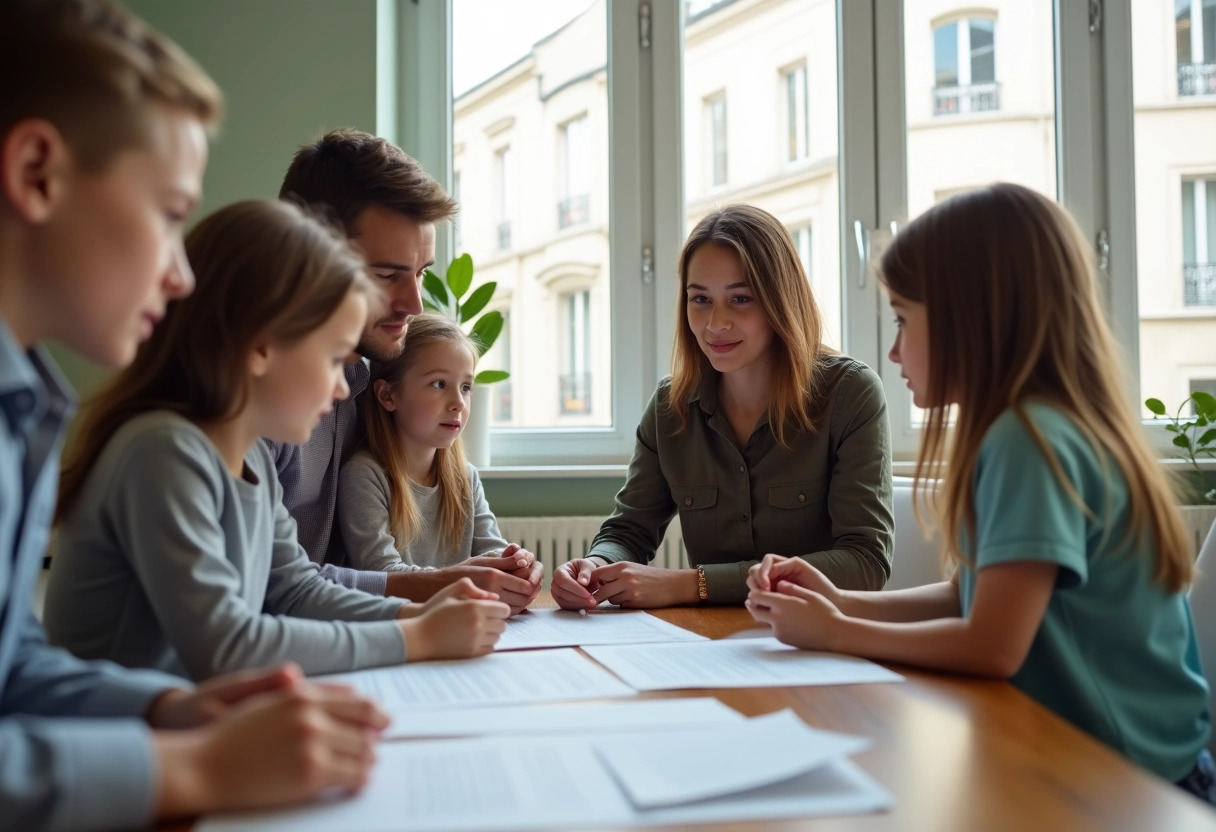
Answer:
[768, 480, 826, 509]
[671, 485, 718, 511]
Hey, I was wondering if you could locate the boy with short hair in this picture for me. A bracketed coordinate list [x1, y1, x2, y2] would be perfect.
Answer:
[0, 2, 384, 828]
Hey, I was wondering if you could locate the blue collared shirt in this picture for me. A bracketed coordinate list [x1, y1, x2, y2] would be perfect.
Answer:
[0, 317, 183, 832]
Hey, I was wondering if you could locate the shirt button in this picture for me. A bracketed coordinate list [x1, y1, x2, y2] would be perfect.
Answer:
[797, 492, 806, 503]
[740, 514, 748, 523]
[737, 465, 745, 473]
[684, 496, 693, 506]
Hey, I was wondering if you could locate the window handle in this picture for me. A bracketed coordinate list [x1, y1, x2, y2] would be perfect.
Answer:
[853, 220, 869, 289]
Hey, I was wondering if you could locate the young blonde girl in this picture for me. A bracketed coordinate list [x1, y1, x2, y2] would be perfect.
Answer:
[746, 183, 1212, 797]
[338, 313, 542, 614]
[45, 200, 509, 681]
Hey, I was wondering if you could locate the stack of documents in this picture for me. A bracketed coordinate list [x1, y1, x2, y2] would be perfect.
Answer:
[494, 608, 707, 651]
[198, 710, 891, 831]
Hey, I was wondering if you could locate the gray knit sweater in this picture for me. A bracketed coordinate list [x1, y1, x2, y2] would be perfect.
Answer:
[45, 411, 408, 680]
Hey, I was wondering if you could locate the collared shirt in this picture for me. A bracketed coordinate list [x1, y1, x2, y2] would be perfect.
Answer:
[0, 316, 181, 831]
[588, 355, 894, 603]
[265, 359, 389, 595]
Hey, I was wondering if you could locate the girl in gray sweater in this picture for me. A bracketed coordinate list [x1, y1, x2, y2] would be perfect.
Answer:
[338, 314, 541, 610]
[45, 201, 509, 681]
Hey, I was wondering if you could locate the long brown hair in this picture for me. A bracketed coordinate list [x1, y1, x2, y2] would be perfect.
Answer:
[669, 204, 825, 446]
[880, 183, 1192, 592]
[364, 313, 477, 552]
[58, 199, 371, 521]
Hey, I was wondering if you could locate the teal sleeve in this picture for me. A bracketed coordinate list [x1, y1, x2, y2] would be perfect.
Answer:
[972, 412, 1089, 588]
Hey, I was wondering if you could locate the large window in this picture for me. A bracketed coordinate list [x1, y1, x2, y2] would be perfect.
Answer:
[418, 0, 1195, 464]
[1177, 0, 1216, 96]
[932, 16, 999, 115]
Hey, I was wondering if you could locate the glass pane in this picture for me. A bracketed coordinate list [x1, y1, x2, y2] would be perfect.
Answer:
[683, 0, 842, 349]
[1134, 2, 1216, 416]
[934, 22, 959, 88]
[904, 1, 1056, 426]
[452, 0, 610, 428]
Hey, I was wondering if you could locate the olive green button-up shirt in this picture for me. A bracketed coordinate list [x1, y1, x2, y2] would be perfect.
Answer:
[588, 355, 893, 604]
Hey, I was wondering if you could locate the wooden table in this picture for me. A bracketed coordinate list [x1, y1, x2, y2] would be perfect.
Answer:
[178, 594, 1216, 831]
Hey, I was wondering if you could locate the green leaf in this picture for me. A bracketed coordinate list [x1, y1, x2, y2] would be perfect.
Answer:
[468, 311, 504, 356]
[421, 298, 442, 314]
[460, 282, 497, 323]
[474, 369, 510, 384]
[1173, 434, 1193, 450]
[1194, 391, 1216, 420]
[1145, 398, 1167, 416]
[423, 270, 450, 310]
[1199, 429, 1216, 447]
[446, 253, 474, 300]
[1166, 423, 1180, 433]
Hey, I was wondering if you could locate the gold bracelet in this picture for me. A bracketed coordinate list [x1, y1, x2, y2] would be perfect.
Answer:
[695, 565, 708, 602]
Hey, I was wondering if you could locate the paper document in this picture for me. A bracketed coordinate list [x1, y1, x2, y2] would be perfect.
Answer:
[384, 696, 744, 740]
[199, 713, 890, 832]
[495, 608, 706, 651]
[583, 637, 905, 690]
[316, 647, 633, 710]
[593, 709, 870, 809]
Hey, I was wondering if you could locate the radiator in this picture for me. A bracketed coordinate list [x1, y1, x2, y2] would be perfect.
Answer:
[496, 516, 688, 587]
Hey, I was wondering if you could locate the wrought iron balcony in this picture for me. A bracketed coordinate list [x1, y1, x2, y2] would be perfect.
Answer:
[1184, 263, 1216, 307]
[933, 81, 1001, 116]
[1178, 63, 1216, 97]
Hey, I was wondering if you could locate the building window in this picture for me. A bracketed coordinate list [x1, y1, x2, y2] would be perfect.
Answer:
[495, 146, 511, 251]
[491, 311, 512, 422]
[1183, 177, 1216, 306]
[933, 18, 999, 116]
[452, 171, 462, 250]
[705, 93, 727, 187]
[558, 116, 591, 229]
[559, 290, 592, 415]
[1177, 0, 1216, 96]
[789, 224, 812, 282]
[783, 64, 809, 162]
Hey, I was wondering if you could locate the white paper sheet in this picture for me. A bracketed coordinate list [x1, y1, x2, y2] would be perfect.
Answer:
[384, 696, 744, 740]
[592, 709, 870, 809]
[199, 722, 890, 832]
[495, 608, 707, 651]
[582, 637, 905, 690]
[315, 647, 634, 710]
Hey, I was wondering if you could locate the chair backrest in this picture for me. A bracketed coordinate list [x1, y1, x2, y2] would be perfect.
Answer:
[885, 476, 945, 592]
[1188, 523, 1216, 753]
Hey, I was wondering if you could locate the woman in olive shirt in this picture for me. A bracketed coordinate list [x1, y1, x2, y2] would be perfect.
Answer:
[553, 204, 893, 609]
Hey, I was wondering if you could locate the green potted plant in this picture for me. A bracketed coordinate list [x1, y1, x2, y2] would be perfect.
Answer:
[421, 253, 507, 467]
[1146, 391, 1216, 555]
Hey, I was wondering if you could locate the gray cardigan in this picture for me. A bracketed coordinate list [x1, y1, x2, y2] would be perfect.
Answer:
[45, 411, 408, 681]
[338, 450, 509, 571]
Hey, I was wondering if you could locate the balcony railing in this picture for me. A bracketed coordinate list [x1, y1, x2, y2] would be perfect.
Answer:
[1185, 263, 1216, 307]
[1178, 63, 1216, 97]
[557, 194, 590, 230]
[559, 372, 592, 415]
[497, 221, 511, 251]
[933, 81, 1001, 116]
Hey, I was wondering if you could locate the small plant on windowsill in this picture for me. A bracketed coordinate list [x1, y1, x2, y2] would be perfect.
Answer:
[421, 253, 509, 385]
[1146, 392, 1216, 505]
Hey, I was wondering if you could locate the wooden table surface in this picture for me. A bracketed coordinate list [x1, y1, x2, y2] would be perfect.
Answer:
[177, 593, 1216, 832]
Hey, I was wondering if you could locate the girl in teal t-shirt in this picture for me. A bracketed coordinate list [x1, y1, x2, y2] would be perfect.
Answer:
[744, 183, 1213, 800]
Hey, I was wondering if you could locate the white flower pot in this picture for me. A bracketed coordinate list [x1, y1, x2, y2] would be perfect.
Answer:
[462, 384, 493, 468]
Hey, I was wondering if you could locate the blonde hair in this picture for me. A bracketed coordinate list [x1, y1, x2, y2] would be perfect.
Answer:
[880, 183, 1192, 592]
[670, 204, 826, 445]
[0, 0, 223, 170]
[364, 314, 478, 552]
[58, 200, 371, 521]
